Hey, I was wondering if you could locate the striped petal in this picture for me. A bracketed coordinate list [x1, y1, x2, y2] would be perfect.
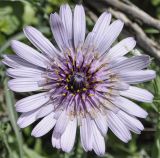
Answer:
[11, 40, 50, 68]
[92, 121, 105, 156]
[7, 67, 43, 78]
[31, 112, 56, 137]
[8, 78, 44, 92]
[53, 110, 69, 138]
[74, 5, 86, 49]
[3, 55, 39, 69]
[24, 26, 59, 59]
[118, 111, 144, 134]
[17, 108, 41, 128]
[120, 86, 153, 103]
[107, 37, 136, 59]
[95, 20, 124, 54]
[36, 103, 54, 119]
[112, 96, 148, 118]
[50, 13, 69, 51]
[107, 111, 131, 143]
[80, 116, 93, 151]
[15, 92, 50, 112]
[110, 55, 150, 72]
[92, 12, 111, 50]
[60, 4, 73, 47]
[61, 118, 77, 152]
[118, 70, 156, 84]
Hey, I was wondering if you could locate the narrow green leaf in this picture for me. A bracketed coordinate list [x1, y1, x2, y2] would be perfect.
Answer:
[4, 78, 23, 158]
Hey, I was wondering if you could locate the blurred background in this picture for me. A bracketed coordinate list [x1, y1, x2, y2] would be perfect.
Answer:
[0, 0, 160, 158]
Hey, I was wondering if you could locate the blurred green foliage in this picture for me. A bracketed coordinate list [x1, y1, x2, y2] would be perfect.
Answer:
[0, 0, 160, 158]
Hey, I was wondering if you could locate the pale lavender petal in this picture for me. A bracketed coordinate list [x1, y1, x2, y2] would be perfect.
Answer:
[118, 111, 144, 134]
[107, 37, 136, 59]
[31, 112, 56, 137]
[8, 78, 44, 92]
[2, 55, 39, 69]
[83, 32, 95, 51]
[52, 133, 61, 149]
[107, 111, 131, 143]
[95, 20, 124, 54]
[24, 26, 59, 59]
[36, 103, 54, 119]
[111, 55, 150, 72]
[120, 86, 153, 103]
[11, 40, 50, 68]
[53, 110, 69, 138]
[60, 4, 73, 47]
[15, 92, 50, 112]
[80, 116, 93, 151]
[74, 5, 86, 49]
[50, 13, 69, 50]
[112, 96, 148, 118]
[92, 12, 111, 50]
[7, 67, 43, 78]
[61, 118, 77, 152]
[17, 108, 41, 128]
[92, 120, 105, 156]
[118, 70, 156, 84]
[94, 112, 108, 136]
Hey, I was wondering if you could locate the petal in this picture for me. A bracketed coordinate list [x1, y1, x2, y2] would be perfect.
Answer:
[92, 12, 111, 49]
[94, 112, 108, 136]
[53, 110, 69, 138]
[95, 20, 124, 54]
[15, 92, 50, 112]
[2, 55, 39, 69]
[36, 103, 54, 119]
[74, 5, 86, 49]
[52, 133, 61, 149]
[11, 40, 50, 68]
[120, 86, 153, 103]
[107, 111, 131, 143]
[50, 13, 69, 50]
[110, 55, 150, 72]
[24, 26, 59, 59]
[80, 116, 93, 151]
[17, 108, 40, 128]
[8, 78, 44, 92]
[118, 111, 144, 134]
[112, 96, 148, 118]
[118, 70, 156, 84]
[31, 112, 56, 137]
[7, 67, 43, 78]
[83, 32, 95, 51]
[92, 121, 105, 156]
[61, 118, 77, 152]
[60, 4, 73, 47]
[107, 37, 136, 59]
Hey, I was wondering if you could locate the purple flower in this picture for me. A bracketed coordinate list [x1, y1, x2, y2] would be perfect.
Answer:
[3, 4, 156, 156]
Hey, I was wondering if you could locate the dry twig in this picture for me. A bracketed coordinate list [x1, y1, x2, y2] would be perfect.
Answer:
[108, 9, 160, 61]
[87, 0, 160, 30]
[85, 0, 160, 61]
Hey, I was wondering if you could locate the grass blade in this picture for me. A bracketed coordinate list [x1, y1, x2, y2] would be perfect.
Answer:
[4, 78, 23, 158]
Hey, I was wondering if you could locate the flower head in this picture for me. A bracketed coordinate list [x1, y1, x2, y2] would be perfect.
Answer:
[3, 4, 155, 156]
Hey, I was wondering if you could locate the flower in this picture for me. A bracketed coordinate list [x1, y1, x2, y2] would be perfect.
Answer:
[3, 4, 155, 156]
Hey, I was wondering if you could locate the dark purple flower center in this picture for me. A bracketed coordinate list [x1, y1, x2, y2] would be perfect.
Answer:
[68, 72, 86, 92]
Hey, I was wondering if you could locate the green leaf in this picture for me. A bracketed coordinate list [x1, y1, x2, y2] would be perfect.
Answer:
[23, 146, 46, 158]
[4, 79, 24, 158]
[151, 0, 160, 6]
[0, 14, 19, 35]
[144, 28, 159, 34]
[23, 2, 38, 25]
